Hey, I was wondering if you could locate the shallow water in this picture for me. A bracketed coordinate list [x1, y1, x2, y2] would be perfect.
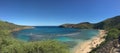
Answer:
[13, 26, 99, 48]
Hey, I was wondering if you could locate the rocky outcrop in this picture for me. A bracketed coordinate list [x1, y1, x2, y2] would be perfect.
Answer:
[90, 39, 119, 53]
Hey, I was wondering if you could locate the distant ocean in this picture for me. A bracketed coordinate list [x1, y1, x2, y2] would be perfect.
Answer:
[13, 26, 99, 48]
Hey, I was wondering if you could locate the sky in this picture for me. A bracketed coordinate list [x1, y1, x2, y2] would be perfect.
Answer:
[0, 0, 120, 26]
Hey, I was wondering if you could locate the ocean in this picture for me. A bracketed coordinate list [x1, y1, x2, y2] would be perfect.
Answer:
[13, 26, 99, 48]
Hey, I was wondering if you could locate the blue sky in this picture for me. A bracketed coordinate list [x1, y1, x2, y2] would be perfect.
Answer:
[0, 0, 120, 26]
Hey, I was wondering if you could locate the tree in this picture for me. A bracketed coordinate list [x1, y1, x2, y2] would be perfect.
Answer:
[106, 28, 120, 40]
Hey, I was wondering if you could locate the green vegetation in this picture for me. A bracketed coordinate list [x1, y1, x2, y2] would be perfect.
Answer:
[106, 28, 120, 40]
[0, 20, 69, 53]
[0, 20, 20, 30]
[76, 22, 94, 29]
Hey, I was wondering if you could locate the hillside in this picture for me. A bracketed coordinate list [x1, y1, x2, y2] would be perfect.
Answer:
[60, 22, 94, 29]
[94, 16, 120, 29]
[0, 20, 20, 30]
[0, 20, 34, 32]
[60, 16, 120, 30]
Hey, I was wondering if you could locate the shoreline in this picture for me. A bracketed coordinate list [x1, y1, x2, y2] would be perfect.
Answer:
[10, 26, 34, 32]
[73, 30, 107, 53]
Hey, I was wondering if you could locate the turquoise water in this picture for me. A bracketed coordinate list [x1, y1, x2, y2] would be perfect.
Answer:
[13, 26, 99, 47]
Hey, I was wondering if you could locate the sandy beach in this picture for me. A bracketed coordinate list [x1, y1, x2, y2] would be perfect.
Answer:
[73, 30, 107, 53]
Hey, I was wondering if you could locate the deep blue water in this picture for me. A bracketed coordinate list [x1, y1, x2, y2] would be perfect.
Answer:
[13, 26, 99, 47]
